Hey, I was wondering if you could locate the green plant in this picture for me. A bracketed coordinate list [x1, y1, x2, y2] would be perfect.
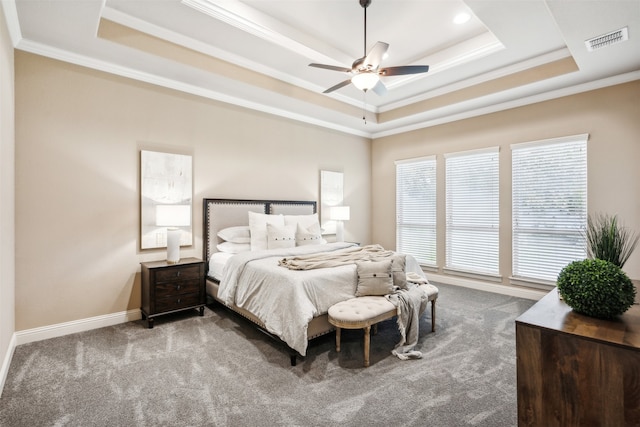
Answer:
[557, 258, 636, 319]
[585, 213, 639, 268]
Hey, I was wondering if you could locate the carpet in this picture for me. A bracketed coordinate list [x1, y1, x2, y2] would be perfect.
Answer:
[0, 283, 536, 426]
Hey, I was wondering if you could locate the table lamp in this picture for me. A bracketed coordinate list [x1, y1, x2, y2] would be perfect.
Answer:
[156, 204, 191, 263]
[330, 206, 350, 242]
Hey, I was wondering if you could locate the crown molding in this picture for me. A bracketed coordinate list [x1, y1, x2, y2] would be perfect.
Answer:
[379, 48, 572, 113]
[13, 33, 640, 141]
[372, 70, 640, 139]
[0, 0, 22, 47]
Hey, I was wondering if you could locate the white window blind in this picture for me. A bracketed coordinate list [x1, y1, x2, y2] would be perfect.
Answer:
[395, 157, 436, 266]
[512, 135, 587, 283]
[445, 148, 499, 275]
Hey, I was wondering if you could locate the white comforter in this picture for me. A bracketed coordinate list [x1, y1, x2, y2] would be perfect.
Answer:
[217, 242, 425, 356]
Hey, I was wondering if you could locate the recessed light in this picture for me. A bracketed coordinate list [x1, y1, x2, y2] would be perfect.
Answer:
[454, 12, 471, 25]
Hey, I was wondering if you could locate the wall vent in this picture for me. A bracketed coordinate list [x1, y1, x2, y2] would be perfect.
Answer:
[585, 27, 629, 52]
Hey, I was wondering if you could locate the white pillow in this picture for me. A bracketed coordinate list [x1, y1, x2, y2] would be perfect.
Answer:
[295, 222, 323, 246]
[267, 224, 296, 249]
[217, 241, 251, 254]
[284, 213, 319, 229]
[217, 226, 251, 243]
[249, 211, 285, 251]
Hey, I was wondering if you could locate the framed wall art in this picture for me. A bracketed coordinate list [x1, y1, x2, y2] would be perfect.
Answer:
[320, 170, 344, 235]
[140, 150, 193, 250]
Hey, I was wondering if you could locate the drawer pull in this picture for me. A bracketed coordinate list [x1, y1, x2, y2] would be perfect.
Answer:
[177, 271, 181, 277]
[176, 285, 181, 290]
[177, 298, 181, 304]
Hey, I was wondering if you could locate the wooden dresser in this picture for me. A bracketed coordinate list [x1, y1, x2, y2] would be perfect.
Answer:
[515, 288, 640, 426]
[140, 257, 206, 328]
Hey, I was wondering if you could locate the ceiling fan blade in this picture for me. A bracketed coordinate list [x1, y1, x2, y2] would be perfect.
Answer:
[309, 63, 352, 73]
[372, 80, 387, 96]
[363, 41, 389, 70]
[379, 65, 430, 76]
[323, 79, 353, 94]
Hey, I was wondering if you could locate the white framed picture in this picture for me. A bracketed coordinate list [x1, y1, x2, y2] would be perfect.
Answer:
[320, 170, 344, 235]
[140, 150, 193, 250]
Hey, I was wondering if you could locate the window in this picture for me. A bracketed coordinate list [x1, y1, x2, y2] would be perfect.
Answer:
[395, 157, 436, 266]
[512, 134, 587, 283]
[445, 148, 500, 276]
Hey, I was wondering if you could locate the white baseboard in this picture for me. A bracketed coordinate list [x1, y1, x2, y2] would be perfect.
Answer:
[427, 272, 547, 301]
[15, 309, 142, 346]
[1, 309, 141, 397]
[0, 333, 17, 398]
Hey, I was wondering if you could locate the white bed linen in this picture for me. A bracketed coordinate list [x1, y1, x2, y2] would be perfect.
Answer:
[208, 252, 234, 281]
[217, 242, 426, 356]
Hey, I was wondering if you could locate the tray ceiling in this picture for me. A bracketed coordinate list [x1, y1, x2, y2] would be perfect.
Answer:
[3, 0, 640, 137]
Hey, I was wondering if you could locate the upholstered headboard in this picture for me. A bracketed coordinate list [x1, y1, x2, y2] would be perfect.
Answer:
[202, 198, 317, 265]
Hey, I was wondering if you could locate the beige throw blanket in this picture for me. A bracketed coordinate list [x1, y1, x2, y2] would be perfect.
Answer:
[386, 284, 429, 360]
[278, 244, 395, 270]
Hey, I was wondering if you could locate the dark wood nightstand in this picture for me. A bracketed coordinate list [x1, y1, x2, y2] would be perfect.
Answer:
[140, 257, 206, 328]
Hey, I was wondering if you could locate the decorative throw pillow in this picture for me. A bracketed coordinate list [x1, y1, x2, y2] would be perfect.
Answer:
[355, 259, 395, 296]
[284, 213, 319, 228]
[295, 222, 323, 246]
[217, 226, 251, 243]
[249, 211, 285, 251]
[390, 254, 407, 290]
[267, 224, 296, 249]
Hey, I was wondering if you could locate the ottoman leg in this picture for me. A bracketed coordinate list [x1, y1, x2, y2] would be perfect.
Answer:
[335, 327, 341, 352]
[431, 299, 436, 332]
[363, 325, 371, 367]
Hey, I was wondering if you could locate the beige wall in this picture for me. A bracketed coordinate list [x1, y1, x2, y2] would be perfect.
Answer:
[372, 81, 640, 289]
[14, 52, 371, 331]
[10, 49, 640, 332]
[0, 4, 16, 388]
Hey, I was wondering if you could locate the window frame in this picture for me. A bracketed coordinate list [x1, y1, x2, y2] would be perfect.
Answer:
[511, 134, 588, 287]
[395, 156, 437, 267]
[444, 147, 500, 278]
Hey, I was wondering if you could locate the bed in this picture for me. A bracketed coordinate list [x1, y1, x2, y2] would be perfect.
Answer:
[202, 198, 427, 365]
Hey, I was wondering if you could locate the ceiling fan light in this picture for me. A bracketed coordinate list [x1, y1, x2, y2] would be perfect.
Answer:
[351, 72, 380, 91]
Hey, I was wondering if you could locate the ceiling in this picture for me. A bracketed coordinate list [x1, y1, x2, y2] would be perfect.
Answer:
[3, 0, 640, 138]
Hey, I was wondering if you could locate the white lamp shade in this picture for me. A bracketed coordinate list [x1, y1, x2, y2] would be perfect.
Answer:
[329, 206, 350, 221]
[156, 205, 191, 227]
[351, 72, 379, 91]
[166, 227, 181, 264]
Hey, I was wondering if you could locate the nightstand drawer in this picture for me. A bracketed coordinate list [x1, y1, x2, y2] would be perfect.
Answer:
[155, 294, 202, 313]
[155, 265, 201, 283]
[155, 279, 201, 298]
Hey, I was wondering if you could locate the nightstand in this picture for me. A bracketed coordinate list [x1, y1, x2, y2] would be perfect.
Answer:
[140, 257, 206, 328]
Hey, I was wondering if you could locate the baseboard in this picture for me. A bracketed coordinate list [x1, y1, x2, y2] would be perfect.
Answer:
[14, 309, 142, 346]
[0, 333, 17, 398]
[427, 273, 547, 301]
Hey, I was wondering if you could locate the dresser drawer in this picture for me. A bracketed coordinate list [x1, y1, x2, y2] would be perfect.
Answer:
[155, 279, 201, 298]
[154, 265, 201, 283]
[155, 293, 203, 313]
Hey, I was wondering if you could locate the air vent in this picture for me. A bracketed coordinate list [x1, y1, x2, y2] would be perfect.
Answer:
[585, 27, 629, 52]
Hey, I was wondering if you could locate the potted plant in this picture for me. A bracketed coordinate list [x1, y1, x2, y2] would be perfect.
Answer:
[557, 213, 638, 319]
[557, 258, 636, 319]
[585, 213, 639, 268]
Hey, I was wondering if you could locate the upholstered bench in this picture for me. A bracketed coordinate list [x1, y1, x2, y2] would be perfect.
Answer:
[328, 284, 438, 367]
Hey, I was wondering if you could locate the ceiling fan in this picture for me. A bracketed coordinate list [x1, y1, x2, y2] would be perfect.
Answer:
[309, 0, 429, 95]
